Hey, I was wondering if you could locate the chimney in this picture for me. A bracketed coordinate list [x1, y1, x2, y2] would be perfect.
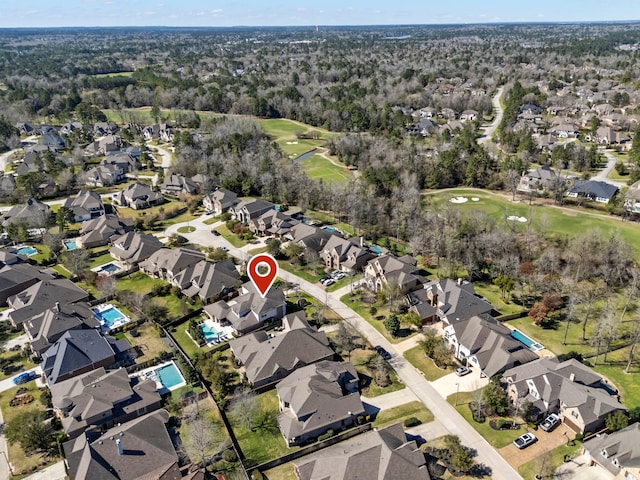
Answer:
[457, 278, 462, 286]
[55, 302, 60, 312]
[569, 373, 575, 382]
[360, 236, 364, 248]
[116, 438, 123, 455]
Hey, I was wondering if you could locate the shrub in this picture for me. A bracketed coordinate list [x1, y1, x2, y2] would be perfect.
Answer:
[222, 449, 237, 462]
[317, 429, 335, 442]
[404, 417, 422, 427]
[369, 306, 377, 316]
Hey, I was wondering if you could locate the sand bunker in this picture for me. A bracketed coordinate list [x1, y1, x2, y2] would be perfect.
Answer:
[449, 196, 469, 204]
[507, 215, 528, 222]
[286, 141, 299, 145]
[471, 197, 480, 202]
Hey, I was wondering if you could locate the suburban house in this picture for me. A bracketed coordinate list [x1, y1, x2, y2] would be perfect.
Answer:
[142, 123, 174, 142]
[41, 329, 119, 385]
[284, 223, 333, 252]
[250, 209, 300, 237]
[93, 122, 119, 137]
[566, 180, 619, 204]
[460, 109, 479, 122]
[8, 279, 90, 328]
[63, 189, 105, 222]
[78, 214, 135, 249]
[202, 188, 239, 215]
[294, 423, 431, 480]
[229, 311, 334, 388]
[83, 163, 124, 187]
[204, 281, 287, 335]
[443, 314, 538, 378]
[276, 360, 365, 446]
[624, 180, 640, 214]
[25, 302, 100, 355]
[85, 134, 122, 156]
[109, 231, 164, 268]
[231, 198, 275, 223]
[63, 409, 204, 480]
[550, 122, 580, 138]
[140, 247, 206, 283]
[101, 152, 141, 175]
[16, 151, 44, 176]
[171, 258, 241, 303]
[160, 173, 198, 197]
[502, 357, 626, 433]
[51, 367, 162, 439]
[15, 122, 35, 136]
[113, 182, 164, 210]
[0, 262, 54, 306]
[582, 422, 640, 479]
[60, 121, 83, 135]
[596, 126, 631, 146]
[517, 165, 559, 194]
[2, 198, 51, 228]
[408, 119, 437, 136]
[406, 279, 493, 325]
[39, 126, 65, 150]
[0, 173, 16, 198]
[363, 254, 424, 294]
[321, 235, 375, 272]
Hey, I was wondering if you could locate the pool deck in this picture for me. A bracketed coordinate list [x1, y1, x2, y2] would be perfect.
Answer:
[509, 328, 545, 352]
[201, 318, 235, 345]
[91, 260, 124, 275]
[129, 360, 187, 393]
[93, 303, 132, 330]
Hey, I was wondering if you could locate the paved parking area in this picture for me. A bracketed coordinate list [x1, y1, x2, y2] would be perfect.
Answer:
[499, 424, 575, 469]
[430, 368, 489, 399]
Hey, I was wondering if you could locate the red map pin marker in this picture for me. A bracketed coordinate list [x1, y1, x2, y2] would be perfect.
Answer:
[247, 253, 279, 298]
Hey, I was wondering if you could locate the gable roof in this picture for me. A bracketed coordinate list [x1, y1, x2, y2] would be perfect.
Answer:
[583, 422, 640, 475]
[277, 361, 365, 443]
[229, 311, 333, 386]
[41, 329, 116, 384]
[412, 279, 493, 322]
[160, 173, 198, 195]
[64, 189, 105, 219]
[79, 214, 134, 246]
[173, 258, 240, 300]
[568, 180, 619, 200]
[2, 198, 51, 227]
[294, 423, 430, 480]
[63, 409, 180, 480]
[109, 232, 163, 265]
[140, 247, 206, 277]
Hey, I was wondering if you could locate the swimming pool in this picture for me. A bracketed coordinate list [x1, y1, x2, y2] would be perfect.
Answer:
[510, 329, 544, 352]
[201, 323, 223, 343]
[16, 246, 37, 256]
[93, 304, 131, 330]
[369, 245, 382, 254]
[100, 263, 120, 273]
[138, 361, 186, 392]
[64, 240, 78, 250]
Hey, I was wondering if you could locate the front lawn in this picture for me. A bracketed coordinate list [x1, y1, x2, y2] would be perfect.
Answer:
[346, 346, 405, 397]
[371, 401, 434, 428]
[216, 223, 248, 248]
[447, 391, 523, 449]
[517, 443, 581, 480]
[404, 345, 454, 381]
[0, 349, 37, 382]
[230, 390, 291, 467]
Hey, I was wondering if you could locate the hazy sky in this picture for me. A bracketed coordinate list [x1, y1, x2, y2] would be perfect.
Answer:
[1, 0, 640, 28]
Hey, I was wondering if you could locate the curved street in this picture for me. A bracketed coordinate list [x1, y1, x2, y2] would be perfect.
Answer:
[163, 214, 523, 480]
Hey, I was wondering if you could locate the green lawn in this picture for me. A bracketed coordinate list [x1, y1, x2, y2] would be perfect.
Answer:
[447, 391, 523, 448]
[326, 273, 362, 293]
[346, 346, 405, 397]
[340, 294, 418, 344]
[230, 390, 292, 467]
[472, 281, 524, 316]
[425, 188, 640, 256]
[216, 223, 248, 248]
[0, 349, 37, 382]
[51, 264, 72, 278]
[371, 401, 434, 428]
[261, 464, 297, 480]
[116, 271, 167, 295]
[517, 443, 581, 480]
[278, 260, 323, 284]
[404, 345, 454, 381]
[299, 154, 353, 185]
[170, 319, 215, 360]
[88, 251, 114, 268]
[257, 118, 331, 140]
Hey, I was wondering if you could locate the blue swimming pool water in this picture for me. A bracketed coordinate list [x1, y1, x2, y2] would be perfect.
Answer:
[155, 363, 184, 390]
[17, 246, 37, 256]
[101, 263, 120, 273]
[64, 240, 78, 250]
[324, 227, 335, 232]
[510, 329, 543, 351]
[370, 245, 382, 254]
[201, 323, 222, 342]
[94, 306, 126, 328]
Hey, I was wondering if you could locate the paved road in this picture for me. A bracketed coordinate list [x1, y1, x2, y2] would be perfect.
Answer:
[162, 218, 523, 479]
[478, 86, 504, 146]
[593, 148, 626, 188]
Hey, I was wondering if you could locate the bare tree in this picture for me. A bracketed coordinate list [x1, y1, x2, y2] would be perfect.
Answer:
[182, 404, 230, 469]
[592, 301, 620, 365]
[625, 318, 640, 373]
[575, 279, 607, 342]
[335, 322, 358, 361]
[230, 388, 260, 432]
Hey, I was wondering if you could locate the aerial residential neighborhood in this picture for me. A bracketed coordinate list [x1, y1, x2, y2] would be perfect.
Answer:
[4, 9, 640, 480]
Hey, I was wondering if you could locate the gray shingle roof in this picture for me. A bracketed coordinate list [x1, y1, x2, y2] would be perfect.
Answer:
[583, 422, 640, 475]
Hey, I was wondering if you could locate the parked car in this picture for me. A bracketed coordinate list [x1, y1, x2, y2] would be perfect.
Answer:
[322, 278, 335, 287]
[540, 413, 560, 432]
[211, 229, 220, 236]
[13, 371, 37, 385]
[374, 345, 392, 360]
[455, 366, 471, 377]
[513, 432, 537, 449]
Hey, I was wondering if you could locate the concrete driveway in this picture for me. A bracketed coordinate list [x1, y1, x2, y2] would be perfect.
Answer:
[430, 368, 489, 399]
[499, 424, 575, 469]
[0, 366, 43, 394]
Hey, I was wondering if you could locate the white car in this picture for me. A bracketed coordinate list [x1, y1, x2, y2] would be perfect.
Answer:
[513, 432, 537, 449]
[540, 413, 560, 432]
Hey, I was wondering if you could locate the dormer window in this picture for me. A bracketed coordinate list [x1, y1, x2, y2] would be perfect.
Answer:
[602, 449, 609, 458]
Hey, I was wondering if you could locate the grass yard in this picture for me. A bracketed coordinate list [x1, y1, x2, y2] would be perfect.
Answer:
[404, 345, 454, 381]
[0, 349, 37, 382]
[344, 346, 405, 397]
[340, 293, 418, 344]
[169, 319, 215, 360]
[50, 264, 72, 278]
[299, 154, 353, 185]
[278, 260, 323, 284]
[116, 271, 167, 295]
[425, 188, 640, 256]
[371, 400, 434, 428]
[447, 391, 523, 448]
[216, 223, 248, 248]
[88, 251, 114, 268]
[592, 364, 640, 409]
[472, 281, 524, 316]
[230, 390, 291, 467]
[126, 322, 171, 363]
[257, 118, 331, 140]
[0, 383, 60, 476]
[517, 443, 581, 480]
